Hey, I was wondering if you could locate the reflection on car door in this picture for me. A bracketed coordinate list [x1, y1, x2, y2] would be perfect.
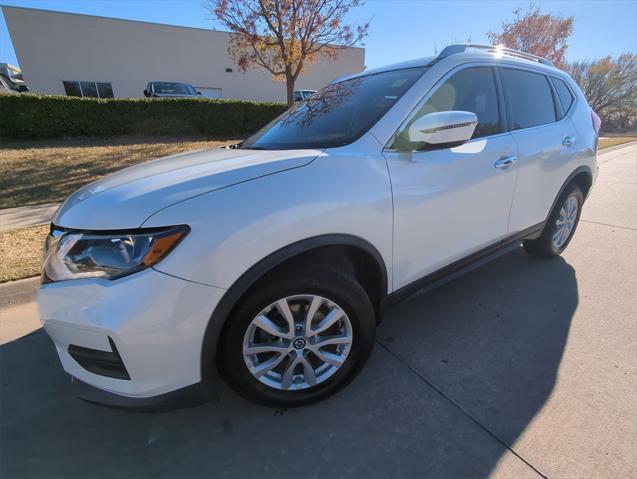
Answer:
[384, 66, 519, 290]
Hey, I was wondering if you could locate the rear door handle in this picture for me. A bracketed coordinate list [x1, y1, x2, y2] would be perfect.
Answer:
[563, 136, 577, 147]
[494, 156, 517, 169]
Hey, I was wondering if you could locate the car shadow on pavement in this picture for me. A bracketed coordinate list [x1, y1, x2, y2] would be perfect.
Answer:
[0, 247, 577, 478]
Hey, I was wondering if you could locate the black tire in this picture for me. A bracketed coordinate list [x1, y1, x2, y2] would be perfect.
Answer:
[217, 264, 376, 407]
[523, 184, 584, 259]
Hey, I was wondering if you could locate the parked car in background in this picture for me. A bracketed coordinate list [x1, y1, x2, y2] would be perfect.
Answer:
[0, 74, 17, 94]
[144, 81, 201, 98]
[39, 44, 599, 409]
[0, 63, 28, 92]
[294, 89, 316, 102]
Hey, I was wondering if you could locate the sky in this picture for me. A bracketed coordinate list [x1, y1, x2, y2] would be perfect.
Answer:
[1, 0, 636, 69]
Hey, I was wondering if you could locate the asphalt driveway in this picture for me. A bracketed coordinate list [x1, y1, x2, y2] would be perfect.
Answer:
[1, 144, 635, 478]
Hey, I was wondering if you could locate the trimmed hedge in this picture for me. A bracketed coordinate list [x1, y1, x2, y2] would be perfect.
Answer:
[0, 94, 287, 139]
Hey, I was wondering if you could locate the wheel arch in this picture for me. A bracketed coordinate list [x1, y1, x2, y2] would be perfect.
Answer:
[546, 166, 593, 223]
[200, 234, 389, 379]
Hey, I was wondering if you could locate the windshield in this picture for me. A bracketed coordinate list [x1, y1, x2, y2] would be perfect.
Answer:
[152, 82, 197, 95]
[241, 67, 426, 150]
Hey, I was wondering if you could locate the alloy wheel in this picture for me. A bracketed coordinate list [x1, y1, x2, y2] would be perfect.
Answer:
[552, 194, 579, 249]
[242, 295, 353, 391]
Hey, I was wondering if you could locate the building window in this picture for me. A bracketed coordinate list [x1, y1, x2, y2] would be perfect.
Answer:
[63, 81, 114, 98]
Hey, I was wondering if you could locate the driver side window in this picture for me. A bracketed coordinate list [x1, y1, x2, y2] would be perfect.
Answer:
[392, 67, 502, 151]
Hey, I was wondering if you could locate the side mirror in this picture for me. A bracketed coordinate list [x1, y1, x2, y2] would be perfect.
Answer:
[408, 111, 478, 146]
[197, 91, 202, 95]
[143, 89, 149, 97]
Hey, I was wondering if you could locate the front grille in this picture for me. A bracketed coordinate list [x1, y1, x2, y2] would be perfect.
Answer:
[68, 337, 130, 380]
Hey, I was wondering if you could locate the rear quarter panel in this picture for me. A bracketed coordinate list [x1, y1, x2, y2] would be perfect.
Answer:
[565, 74, 598, 185]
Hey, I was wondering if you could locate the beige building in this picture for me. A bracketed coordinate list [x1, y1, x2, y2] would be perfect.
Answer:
[2, 6, 365, 102]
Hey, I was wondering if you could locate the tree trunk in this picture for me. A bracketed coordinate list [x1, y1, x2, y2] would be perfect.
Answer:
[285, 73, 295, 108]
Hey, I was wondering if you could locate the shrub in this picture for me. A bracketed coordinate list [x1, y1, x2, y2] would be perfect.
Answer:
[0, 94, 287, 139]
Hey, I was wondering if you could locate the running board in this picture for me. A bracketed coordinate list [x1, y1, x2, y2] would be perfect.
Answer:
[384, 222, 545, 306]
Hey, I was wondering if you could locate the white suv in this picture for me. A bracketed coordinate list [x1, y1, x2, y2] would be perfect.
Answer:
[39, 45, 599, 408]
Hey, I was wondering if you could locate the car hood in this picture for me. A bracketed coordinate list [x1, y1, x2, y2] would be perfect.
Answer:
[53, 147, 321, 230]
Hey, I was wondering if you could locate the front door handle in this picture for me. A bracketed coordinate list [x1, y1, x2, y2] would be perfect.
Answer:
[563, 136, 577, 147]
[494, 156, 517, 169]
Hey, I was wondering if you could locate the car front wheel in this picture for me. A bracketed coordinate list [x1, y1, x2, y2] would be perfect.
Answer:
[217, 264, 376, 407]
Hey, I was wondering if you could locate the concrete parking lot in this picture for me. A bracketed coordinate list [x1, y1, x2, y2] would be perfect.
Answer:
[1, 144, 635, 478]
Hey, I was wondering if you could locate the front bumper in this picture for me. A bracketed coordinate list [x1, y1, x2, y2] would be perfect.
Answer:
[38, 268, 226, 399]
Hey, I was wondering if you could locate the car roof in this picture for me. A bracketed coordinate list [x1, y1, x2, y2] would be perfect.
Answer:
[333, 44, 560, 84]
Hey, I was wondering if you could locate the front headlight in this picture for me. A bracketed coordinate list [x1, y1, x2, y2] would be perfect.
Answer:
[42, 225, 189, 282]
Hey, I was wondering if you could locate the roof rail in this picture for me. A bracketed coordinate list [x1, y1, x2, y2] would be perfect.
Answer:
[438, 43, 554, 67]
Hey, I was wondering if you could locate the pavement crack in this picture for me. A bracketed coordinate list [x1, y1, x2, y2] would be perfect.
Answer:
[580, 219, 637, 231]
[376, 340, 548, 479]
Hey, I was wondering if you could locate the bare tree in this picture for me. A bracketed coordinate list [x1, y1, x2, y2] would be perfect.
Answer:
[207, 0, 369, 107]
[487, 3, 573, 68]
[566, 54, 637, 131]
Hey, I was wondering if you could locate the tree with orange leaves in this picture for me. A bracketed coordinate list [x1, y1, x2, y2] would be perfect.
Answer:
[208, 0, 369, 107]
[487, 3, 574, 68]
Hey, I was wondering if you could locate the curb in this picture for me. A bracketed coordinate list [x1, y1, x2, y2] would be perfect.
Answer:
[0, 203, 59, 232]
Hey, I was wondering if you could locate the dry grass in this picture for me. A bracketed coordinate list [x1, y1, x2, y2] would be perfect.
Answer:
[599, 137, 636, 149]
[0, 136, 241, 209]
[0, 224, 49, 283]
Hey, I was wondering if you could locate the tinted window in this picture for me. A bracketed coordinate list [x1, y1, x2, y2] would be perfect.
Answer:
[241, 68, 426, 150]
[80, 81, 98, 98]
[63, 81, 114, 98]
[501, 69, 556, 130]
[63, 81, 81, 97]
[97, 82, 114, 99]
[553, 77, 574, 116]
[152, 82, 196, 95]
[392, 67, 501, 150]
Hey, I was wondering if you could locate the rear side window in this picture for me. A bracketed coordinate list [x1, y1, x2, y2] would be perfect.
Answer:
[552, 77, 575, 116]
[501, 69, 556, 130]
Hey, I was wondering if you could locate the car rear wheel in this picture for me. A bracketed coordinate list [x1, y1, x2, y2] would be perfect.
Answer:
[217, 264, 376, 407]
[523, 184, 584, 259]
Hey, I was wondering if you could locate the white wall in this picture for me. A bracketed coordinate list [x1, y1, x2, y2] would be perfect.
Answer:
[3, 6, 365, 102]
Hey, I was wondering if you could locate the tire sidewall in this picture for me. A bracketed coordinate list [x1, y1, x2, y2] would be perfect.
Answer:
[218, 266, 375, 407]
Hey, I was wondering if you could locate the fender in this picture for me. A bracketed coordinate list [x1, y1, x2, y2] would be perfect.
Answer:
[200, 234, 388, 379]
[545, 165, 593, 225]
